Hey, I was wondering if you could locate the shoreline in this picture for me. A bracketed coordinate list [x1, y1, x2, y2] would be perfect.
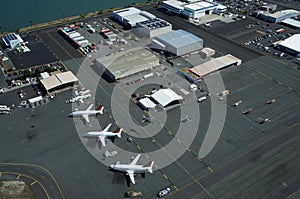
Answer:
[0, 0, 161, 37]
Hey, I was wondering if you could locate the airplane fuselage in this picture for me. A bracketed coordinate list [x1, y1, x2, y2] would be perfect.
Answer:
[110, 164, 149, 173]
[85, 131, 116, 138]
[69, 110, 101, 117]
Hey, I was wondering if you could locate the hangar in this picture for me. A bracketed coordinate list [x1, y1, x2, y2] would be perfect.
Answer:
[40, 71, 78, 93]
[186, 54, 241, 80]
[96, 48, 159, 81]
[150, 88, 183, 108]
[277, 34, 300, 57]
[151, 29, 203, 56]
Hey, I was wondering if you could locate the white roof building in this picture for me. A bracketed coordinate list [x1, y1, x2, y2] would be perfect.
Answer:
[151, 88, 183, 108]
[138, 97, 156, 110]
[40, 71, 78, 92]
[277, 34, 300, 57]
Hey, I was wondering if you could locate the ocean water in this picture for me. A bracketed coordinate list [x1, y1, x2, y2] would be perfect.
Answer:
[0, 0, 147, 32]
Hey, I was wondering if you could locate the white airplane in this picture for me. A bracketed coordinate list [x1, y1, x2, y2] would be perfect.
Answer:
[68, 104, 104, 123]
[110, 154, 154, 184]
[84, 123, 122, 147]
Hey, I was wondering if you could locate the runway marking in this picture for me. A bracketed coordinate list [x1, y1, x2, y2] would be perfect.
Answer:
[136, 145, 141, 150]
[168, 131, 173, 135]
[30, 180, 37, 186]
[0, 172, 1, 177]
[16, 174, 21, 179]
[173, 185, 179, 191]
[207, 167, 214, 172]
[163, 174, 168, 180]
[187, 148, 191, 152]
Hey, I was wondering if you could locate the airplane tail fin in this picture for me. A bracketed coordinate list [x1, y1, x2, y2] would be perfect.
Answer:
[96, 105, 104, 114]
[113, 128, 122, 138]
[143, 161, 154, 173]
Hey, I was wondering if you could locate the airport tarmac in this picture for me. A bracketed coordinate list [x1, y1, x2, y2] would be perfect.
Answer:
[1, 2, 300, 198]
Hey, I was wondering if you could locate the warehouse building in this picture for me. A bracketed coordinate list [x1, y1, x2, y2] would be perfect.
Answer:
[150, 88, 183, 109]
[277, 34, 300, 57]
[136, 18, 172, 38]
[151, 29, 203, 56]
[2, 33, 24, 49]
[138, 97, 156, 110]
[281, 18, 300, 28]
[258, 9, 300, 23]
[96, 48, 159, 81]
[112, 7, 156, 27]
[40, 71, 78, 93]
[189, 54, 241, 79]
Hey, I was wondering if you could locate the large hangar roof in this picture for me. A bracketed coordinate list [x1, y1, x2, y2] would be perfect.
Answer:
[40, 71, 78, 91]
[189, 54, 241, 77]
[151, 88, 183, 107]
[155, 29, 202, 48]
[278, 34, 300, 53]
[281, 18, 300, 28]
[96, 48, 159, 79]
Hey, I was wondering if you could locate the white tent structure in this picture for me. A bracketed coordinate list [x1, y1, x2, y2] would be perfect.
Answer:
[151, 88, 183, 108]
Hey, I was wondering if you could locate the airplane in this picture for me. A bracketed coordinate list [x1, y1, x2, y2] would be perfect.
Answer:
[142, 115, 151, 123]
[232, 100, 242, 107]
[68, 104, 104, 123]
[243, 108, 253, 115]
[110, 154, 154, 184]
[258, 118, 271, 124]
[267, 99, 276, 104]
[84, 123, 122, 147]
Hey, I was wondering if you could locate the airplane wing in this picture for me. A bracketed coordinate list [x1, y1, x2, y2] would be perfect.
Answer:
[130, 154, 141, 165]
[79, 98, 84, 104]
[127, 170, 135, 184]
[102, 123, 112, 132]
[82, 114, 90, 123]
[98, 136, 106, 147]
[86, 104, 93, 111]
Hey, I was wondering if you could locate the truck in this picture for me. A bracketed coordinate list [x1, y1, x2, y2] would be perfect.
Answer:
[125, 190, 142, 198]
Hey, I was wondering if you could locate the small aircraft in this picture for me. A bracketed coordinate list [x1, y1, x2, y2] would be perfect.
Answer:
[267, 99, 276, 104]
[243, 108, 253, 115]
[142, 115, 152, 123]
[68, 104, 104, 123]
[110, 154, 154, 184]
[232, 100, 242, 107]
[65, 94, 91, 104]
[84, 123, 122, 147]
[258, 118, 271, 124]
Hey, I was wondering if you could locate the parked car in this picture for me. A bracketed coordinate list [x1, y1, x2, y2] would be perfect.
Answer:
[158, 188, 171, 198]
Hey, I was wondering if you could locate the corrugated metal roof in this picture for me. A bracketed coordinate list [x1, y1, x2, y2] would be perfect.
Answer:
[189, 54, 241, 77]
[40, 71, 78, 91]
[278, 34, 300, 53]
[155, 29, 202, 48]
[138, 97, 156, 109]
[281, 18, 300, 28]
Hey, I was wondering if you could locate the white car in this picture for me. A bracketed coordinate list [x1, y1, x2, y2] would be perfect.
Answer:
[158, 188, 170, 198]
[197, 96, 207, 102]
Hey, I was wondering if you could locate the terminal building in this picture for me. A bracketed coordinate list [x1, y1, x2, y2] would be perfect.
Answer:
[2, 33, 24, 49]
[151, 29, 203, 56]
[112, 7, 156, 27]
[96, 48, 159, 81]
[277, 34, 300, 57]
[136, 18, 172, 38]
[258, 9, 300, 23]
[40, 71, 78, 93]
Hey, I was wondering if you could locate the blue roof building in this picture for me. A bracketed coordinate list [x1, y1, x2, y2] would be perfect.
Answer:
[2, 33, 24, 49]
